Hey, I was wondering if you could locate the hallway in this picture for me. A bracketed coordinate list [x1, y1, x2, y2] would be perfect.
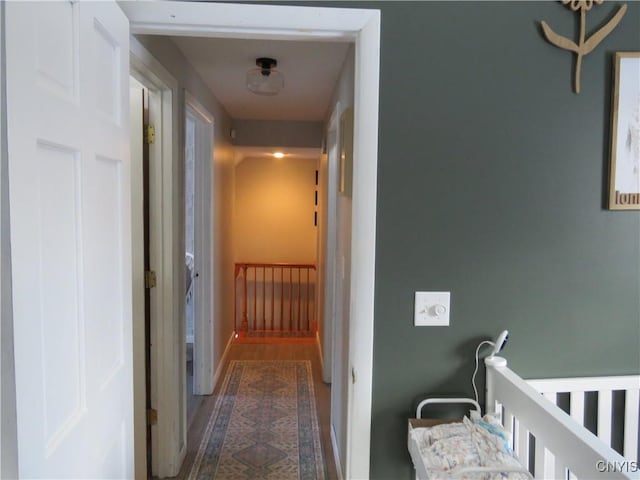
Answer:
[174, 341, 337, 480]
[133, 24, 359, 479]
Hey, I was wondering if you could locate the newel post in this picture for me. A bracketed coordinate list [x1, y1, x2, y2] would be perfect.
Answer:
[484, 356, 507, 416]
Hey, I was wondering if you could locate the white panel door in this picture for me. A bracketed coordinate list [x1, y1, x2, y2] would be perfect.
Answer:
[6, 2, 133, 478]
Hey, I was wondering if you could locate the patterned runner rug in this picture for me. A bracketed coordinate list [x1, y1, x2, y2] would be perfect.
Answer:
[188, 361, 326, 480]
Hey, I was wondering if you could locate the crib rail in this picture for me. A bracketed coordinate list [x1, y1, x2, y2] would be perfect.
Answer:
[527, 375, 640, 463]
[486, 361, 640, 479]
[234, 262, 316, 336]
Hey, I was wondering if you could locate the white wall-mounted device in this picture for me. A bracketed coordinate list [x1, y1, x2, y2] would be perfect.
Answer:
[414, 291, 450, 326]
[484, 330, 509, 367]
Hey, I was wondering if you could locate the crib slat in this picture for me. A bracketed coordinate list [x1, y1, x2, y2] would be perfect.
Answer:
[513, 417, 520, 456]
[515, 419, 529, 471]
[542, 446, 555, 479]
[502, 407, 515, 451]
[502, 407, 514, 435]
[495, 401, 503, 423]
[534, 438, 547, 479]
[541, 390, 560, 478]
[625, 388, 639, 460]
[570, 391, 585, 425]
[568, 391, 584, 480]
[555, 459, 568, 480]
[597, 390, 612, 446]
[533, 439, 557, 479]
[533, 439, 543, 478]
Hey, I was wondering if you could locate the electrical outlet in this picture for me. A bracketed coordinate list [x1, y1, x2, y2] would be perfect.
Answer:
[414, 291, 450, 326]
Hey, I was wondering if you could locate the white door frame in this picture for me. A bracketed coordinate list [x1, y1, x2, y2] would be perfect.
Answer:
[322, 102, 341, 384]
[185, 92, 215, 396]
[129, 36, 184, 478]
[128, 75, 147, 480]
[122, 3, 380, 478]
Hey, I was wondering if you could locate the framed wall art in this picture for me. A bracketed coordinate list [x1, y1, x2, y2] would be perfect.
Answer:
[608, 52, 640, 210]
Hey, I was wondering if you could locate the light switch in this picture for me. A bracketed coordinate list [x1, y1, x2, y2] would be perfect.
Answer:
[414, 291, 450, 326]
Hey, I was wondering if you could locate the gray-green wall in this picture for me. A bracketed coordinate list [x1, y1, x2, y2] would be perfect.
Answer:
[369, 2, 640, 478]
[1, 0, 19, 476]
[156, 1, 639, 477]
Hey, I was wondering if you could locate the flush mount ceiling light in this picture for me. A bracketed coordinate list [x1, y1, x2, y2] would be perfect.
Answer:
[246, 57, 284, 96]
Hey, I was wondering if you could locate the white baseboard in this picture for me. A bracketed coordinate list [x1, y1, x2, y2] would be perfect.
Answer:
[212, 332, 234, 390]
[330, 424, 344, 480]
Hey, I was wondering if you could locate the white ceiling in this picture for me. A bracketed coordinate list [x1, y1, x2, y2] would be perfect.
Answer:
[170, 36, 350, 122]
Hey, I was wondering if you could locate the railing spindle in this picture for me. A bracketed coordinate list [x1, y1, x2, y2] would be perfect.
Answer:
[241, 265, 248, 333]
[280, 267, 284, 331]
[307, 267, 311, 330]
[296, 268, 302, 331]
[252, 266, 257, 331]
[270, 266, 274, 331]
[624, 388, 639, 460]
[234, 265, 238, 334]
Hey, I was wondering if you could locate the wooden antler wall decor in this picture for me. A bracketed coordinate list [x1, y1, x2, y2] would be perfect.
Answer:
[541, 0, 627, 94]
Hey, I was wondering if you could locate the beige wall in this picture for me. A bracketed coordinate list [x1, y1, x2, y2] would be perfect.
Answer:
[234, 156, 318, 264]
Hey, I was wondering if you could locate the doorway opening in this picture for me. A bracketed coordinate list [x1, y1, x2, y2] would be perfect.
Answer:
[184, 94, 216, 429]
[130, 35, 184, 478]
[129, 74, 151, 480]
[124, 3, 380, 478]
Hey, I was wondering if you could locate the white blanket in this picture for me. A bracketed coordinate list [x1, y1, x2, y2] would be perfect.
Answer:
[409, 414, 530, 479]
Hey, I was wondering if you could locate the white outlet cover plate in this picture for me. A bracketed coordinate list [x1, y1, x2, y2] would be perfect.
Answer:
[414, 291, 450, 326]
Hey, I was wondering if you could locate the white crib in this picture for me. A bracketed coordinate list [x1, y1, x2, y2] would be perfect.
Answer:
[486, 359, 640, 479]
[409, 358, 640, 479]
[526, 374, 639, 465]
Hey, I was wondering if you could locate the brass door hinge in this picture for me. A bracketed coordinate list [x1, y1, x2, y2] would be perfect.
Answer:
[144, 124, 155, 144]
[145, 270, 157, 289]
[147, 408, 158, 426]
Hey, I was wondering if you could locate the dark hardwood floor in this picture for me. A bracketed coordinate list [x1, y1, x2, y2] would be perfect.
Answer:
[173, 340, 338, 480]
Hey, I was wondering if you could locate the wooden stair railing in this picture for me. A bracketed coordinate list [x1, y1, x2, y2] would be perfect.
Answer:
[234, 262, 317, 337]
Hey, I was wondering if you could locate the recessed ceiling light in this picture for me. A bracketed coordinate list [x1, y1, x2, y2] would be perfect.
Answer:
[273, 152, 285, 159]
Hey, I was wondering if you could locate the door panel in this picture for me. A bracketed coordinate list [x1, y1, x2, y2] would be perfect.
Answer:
[34, 2, 77, 101]
[34, 142, 85, 458]
[6, 2, 133, 478]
